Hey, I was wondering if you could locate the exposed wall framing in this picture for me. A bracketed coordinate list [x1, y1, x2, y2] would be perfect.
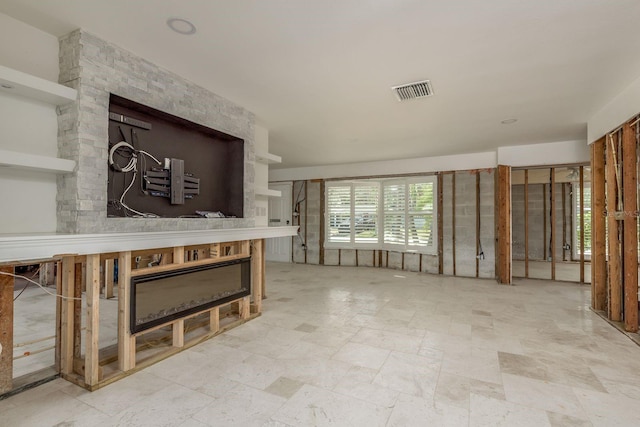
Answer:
[591, 116, 639, 333]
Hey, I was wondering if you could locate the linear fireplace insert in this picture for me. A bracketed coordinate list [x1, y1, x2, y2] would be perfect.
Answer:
[130, 258, 251, 333]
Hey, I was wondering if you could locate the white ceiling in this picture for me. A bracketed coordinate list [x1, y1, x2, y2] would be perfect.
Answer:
[1, 0, 640, 169]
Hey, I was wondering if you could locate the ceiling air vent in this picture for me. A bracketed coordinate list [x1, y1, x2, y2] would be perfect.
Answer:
[391, 80, 434, 102]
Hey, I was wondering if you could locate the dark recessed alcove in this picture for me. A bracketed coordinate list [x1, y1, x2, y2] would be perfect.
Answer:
[107, 94, 244, 218]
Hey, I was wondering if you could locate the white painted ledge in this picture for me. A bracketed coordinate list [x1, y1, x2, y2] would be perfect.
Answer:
[255, 151, 282, 164]
[0, 65, 77, 105]
[255, 187, 282, 197]
[0, 226, 298, 263]
[0, 148, 76, 173]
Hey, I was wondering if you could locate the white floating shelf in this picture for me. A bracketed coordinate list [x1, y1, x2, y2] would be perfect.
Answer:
[0, 149, 76, 174]
[0, 65, 77, 106]
[255, 187, 282, 197]
[255, 151, 282, 164]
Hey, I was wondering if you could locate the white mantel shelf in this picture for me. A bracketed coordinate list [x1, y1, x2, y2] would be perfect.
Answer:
[0, 226, 298, 264]
[0, 148, 76, 173]
[0, 65, 77, 105]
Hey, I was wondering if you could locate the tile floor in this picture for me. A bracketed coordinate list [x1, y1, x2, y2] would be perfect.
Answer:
[2, 262, 640, 426]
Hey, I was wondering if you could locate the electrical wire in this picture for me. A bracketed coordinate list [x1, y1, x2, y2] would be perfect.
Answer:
[13, 265, 40, 301]
[1, 270, 82, 301]
[109, 140, 162, 217]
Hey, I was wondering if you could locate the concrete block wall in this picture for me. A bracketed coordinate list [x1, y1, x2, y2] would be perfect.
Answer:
[57, 30, 255, 233]
[512, 183, 572, 261]
[288, 170, 494, 278]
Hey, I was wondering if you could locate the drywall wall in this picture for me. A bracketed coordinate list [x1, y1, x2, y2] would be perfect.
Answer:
[588, 73, 640, 144]
[0, 13, 58, 81]
[497, 140, 590, 167]
[272, 140, 590, 182]
[270, 151, 497, 182]
[0, 15, 60, 233]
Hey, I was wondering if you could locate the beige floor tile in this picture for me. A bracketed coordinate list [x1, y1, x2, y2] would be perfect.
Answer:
[271, 384, 392, 427]
[387, 393, 469, 427]
[470, 393, 552, 427]
[501, 373, 587, 419]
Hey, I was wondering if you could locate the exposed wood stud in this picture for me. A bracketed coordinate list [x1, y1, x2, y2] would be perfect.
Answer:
[562, 182, 567, 262]
[476, 171, 480, 278]
[496, 165, 512, 284]
[543, 183, 547, 261]
[85, 254, 101, 386]
[320, 180, 325, 265]
[172, 319, 185, 348]
[252, 239, 264, 313]
[55, 261, 62, 371]
[452, 173, 457, 276]
[73, 263, 82, 360]
[591, 138, 606, 311]
[437, 173, 444, 275]
[524, 169, 529, 278]
[210, 307, 220, 333]
[303, 181, 308, 264]
[579, 166, 585, 283]
[104, 258, 115, 299]
[607, 134, 622, 321]
[622, 123, 638, 332]
[118, 251, 135, 371]
[0, 266, 14, 393]
[551, 168, 556, 281]
[173, 246, 185, 264]
[60, 257, 75, 376]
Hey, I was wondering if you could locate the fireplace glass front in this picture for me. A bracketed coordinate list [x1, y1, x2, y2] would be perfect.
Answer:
[130, 258, 251, 333]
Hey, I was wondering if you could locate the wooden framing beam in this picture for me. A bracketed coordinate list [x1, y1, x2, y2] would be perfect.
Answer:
[496, 165, 512, 284]
[0, 266, 14, 393]
[543, 184, 547, 261]
[551, 168, 556, 280]
[252, 239, 264, 313]
[85, 254, 101, 386]
[561, 182, 567, 262]
[437, 173, 444, 275]
[172, 319, 185, 348]
[476, 172, 480, 278]
[60, 257, 75, 375]
[73, 263, 82, 359]
[622, 123, 638, 332]
[320, 180, 325, 266]
[591, 137, 607, 311]
[607, 134, 622, 321]
[579, 166, 585, 283]
[104, 258, 114, 299]
[452, 173, 457, 276]
[524, 170, 529, 278]
[118, 251, 135, 371]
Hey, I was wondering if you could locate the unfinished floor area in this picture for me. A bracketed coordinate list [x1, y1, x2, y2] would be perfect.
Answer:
[2, 262, 640, 426]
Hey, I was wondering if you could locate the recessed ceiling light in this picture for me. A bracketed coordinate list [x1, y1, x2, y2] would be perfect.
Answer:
[167, 18, 196, 35]
[501, 118, 518, 124]
[1, 83, 14, 89]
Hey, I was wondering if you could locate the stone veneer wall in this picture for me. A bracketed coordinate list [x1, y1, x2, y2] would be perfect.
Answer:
[57, 30, 255, 233]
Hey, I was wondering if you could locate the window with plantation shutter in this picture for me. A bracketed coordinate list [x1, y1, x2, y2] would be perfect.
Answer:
[354, 184, 379, 243]
[408, 180, 436, 249]
[383, 181, 406, 245]
[326, 184, 351, 243]
[325, 176, 437, 254]
[574, 183, 591, 258]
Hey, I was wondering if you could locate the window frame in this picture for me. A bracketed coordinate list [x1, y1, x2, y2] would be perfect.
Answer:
[324, 175, 438, 255]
